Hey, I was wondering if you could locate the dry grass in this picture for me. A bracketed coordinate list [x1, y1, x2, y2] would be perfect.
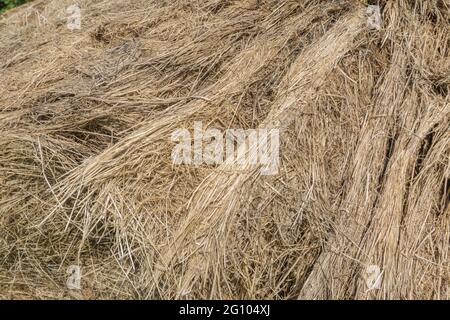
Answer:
[0, 0, 448, 299]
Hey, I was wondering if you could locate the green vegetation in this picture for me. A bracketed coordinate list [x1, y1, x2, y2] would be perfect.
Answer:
[0, 0, 30, 13]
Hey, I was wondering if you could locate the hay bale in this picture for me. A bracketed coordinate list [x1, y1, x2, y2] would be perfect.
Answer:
[0, 0, 448, 299]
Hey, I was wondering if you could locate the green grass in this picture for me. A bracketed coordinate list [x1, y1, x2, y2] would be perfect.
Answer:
[0, 0, 30, 13]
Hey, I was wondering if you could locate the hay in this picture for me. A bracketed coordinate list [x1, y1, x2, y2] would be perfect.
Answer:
[0, 0, 448, 299]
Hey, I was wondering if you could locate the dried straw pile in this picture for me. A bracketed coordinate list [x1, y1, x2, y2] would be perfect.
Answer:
[0, 0, 449, 299]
